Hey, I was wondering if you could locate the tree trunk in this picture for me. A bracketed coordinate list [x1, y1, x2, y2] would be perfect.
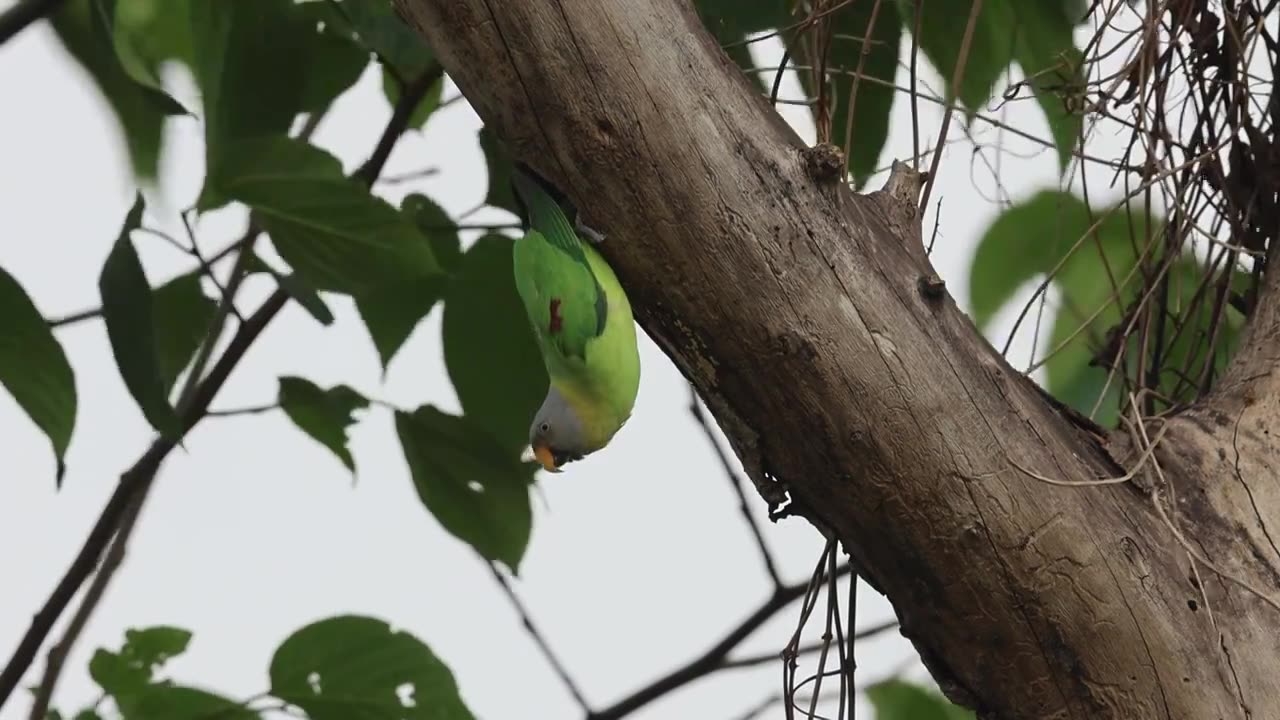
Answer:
[393, 1, 1280, 717]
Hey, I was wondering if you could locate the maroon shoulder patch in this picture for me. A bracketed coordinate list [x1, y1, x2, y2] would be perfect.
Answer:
[549, 298, 564, 334]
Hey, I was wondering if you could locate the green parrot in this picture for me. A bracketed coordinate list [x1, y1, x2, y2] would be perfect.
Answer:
[510, 165, 641, 473]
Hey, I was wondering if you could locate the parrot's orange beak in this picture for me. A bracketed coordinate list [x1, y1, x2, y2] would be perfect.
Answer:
[522, 444, 562, 473]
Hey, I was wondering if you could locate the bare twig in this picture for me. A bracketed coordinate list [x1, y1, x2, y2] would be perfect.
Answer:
[485, 561, 592, 713]
[26, 490, 151, 719]
[919, 0, 983, 211]
[719, 618, 898, 670]
[585, 564, 852, 720]
[0, 0, 68, 45]
[688, 385, 783, 589]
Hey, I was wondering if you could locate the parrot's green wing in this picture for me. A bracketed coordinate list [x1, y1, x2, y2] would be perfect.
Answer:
[510, 167, 608, 363]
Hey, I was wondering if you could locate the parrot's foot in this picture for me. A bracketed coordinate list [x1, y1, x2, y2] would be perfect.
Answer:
[574, 212, 608, 245]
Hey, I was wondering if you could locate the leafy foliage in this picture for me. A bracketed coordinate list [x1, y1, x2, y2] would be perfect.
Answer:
[203, 136, 440, 293]
[0, 267, 76, 483]
[17, 0, 1115, 717]
[269, 615, 475, 720]
[98, 194, 182, 439]
[396, 405, 535, 572]
[442, 235, 547, 453]
[867, 679, 975, 719]
[48, 0, 174, 178]
[151, 271, 218, 393]
[969, 190, 1246, 426]
[355, 194, 461, 370]
[278, 377, 369, 474]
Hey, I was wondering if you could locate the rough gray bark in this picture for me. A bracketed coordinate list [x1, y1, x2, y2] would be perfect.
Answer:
[393, 0, 1280, 717]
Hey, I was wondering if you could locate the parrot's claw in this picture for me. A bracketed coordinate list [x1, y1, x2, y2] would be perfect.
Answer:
[574, 212, 608, 245]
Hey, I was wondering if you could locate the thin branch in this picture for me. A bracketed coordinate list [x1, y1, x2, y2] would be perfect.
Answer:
[26, 490, 151, 720]
[0, 0, 67, 46]
[585, 564, 852, 720]
[718, 618, 898, 670]
[0, 62, 440, 714]
[47, 307, 101, 328]
[688, 385, 783, 589]
[485, 560, 592, 713]
[205, 403, 280, 417]
[919, 0, 983, 211]
[354, 64, 445, 185]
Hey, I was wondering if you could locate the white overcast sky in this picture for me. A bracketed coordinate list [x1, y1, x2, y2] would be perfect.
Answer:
[0, 5, 1100, 719]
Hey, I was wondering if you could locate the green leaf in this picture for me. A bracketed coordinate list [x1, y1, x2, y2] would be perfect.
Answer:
[328, 0, 435, 80]
[205, 136, 440, 294]
[1010, 3, 1085, 170]
[0, 267, 77, 484]
[970, 191, 1149, 422]
[784, 0, 902, 187]
[113, 0, 194, 67]
[90, 626, 193, 709]
[49, 0, 169, 177]
[130, 686, 259, 720]
[968, 190, 1143, 330]
[189, 0, 315, 169]
[98, 194, 182, 440]
[275, 271, 337, 326]
[269, 615, 476, 720]
[151, 271, 217, 394]
[396, 406, 534, 572]
[694, 0, 789, 95]
[478, 126, 519, 216]
[442, 235, 547, 452]
[896, 0, 1016, 115]
[278, 377, 369, 474]
[103, 0, 191, 115]
[381, 65, 444, 129]
[298, 2, 373, 113]
[867, 679, 975, 720]
[356, 194, 461, 370]
[72, 712, 103, 720]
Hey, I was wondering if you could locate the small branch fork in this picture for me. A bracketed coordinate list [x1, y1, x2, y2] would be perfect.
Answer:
[0, 64, 446, 715]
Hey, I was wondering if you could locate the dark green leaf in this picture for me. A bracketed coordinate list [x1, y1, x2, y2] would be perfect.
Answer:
[130, 686, 259, 720]
[275, 271, 336, 326]
[694, 0, 788, 95]
[866, 679, 975, 720]
[205, 136, 440, 294]
[1010, 3, 1085, 170]
[328, 0, 434, 80]
[113, 0, 194, 67]
[785, 0, 902, 187]
[298, 2, 372, 113]
[189, 0, 314, 169]
[269, 615, 475, 720]
[396, 405, 534, 572]
[442, 235, 547, 452]
[478, 126, 519, 215]
[49, 0, 169, 177]
[381, 65, 444, 130]
[98, 194, 181, 439]
[355, 194, 461, 370]
[0, 266, 77, 484]
[72, 710, 103, 720]
[90, 626, 193, 709]
[968, 190, 1143, 331]
[896, 0, 1016, 115]
[278, 377, 369, 473]
[151, 272, 217, 394]
[103, 0, 191, 115]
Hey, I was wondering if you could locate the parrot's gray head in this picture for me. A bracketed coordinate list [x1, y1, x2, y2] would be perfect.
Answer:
[520, 386, 589, 473]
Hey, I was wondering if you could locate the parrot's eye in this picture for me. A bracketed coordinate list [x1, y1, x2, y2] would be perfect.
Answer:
[539, 422, 550, 433]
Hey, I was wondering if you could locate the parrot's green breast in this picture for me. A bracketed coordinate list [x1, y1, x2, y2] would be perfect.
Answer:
[510, 167, 641, 456]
